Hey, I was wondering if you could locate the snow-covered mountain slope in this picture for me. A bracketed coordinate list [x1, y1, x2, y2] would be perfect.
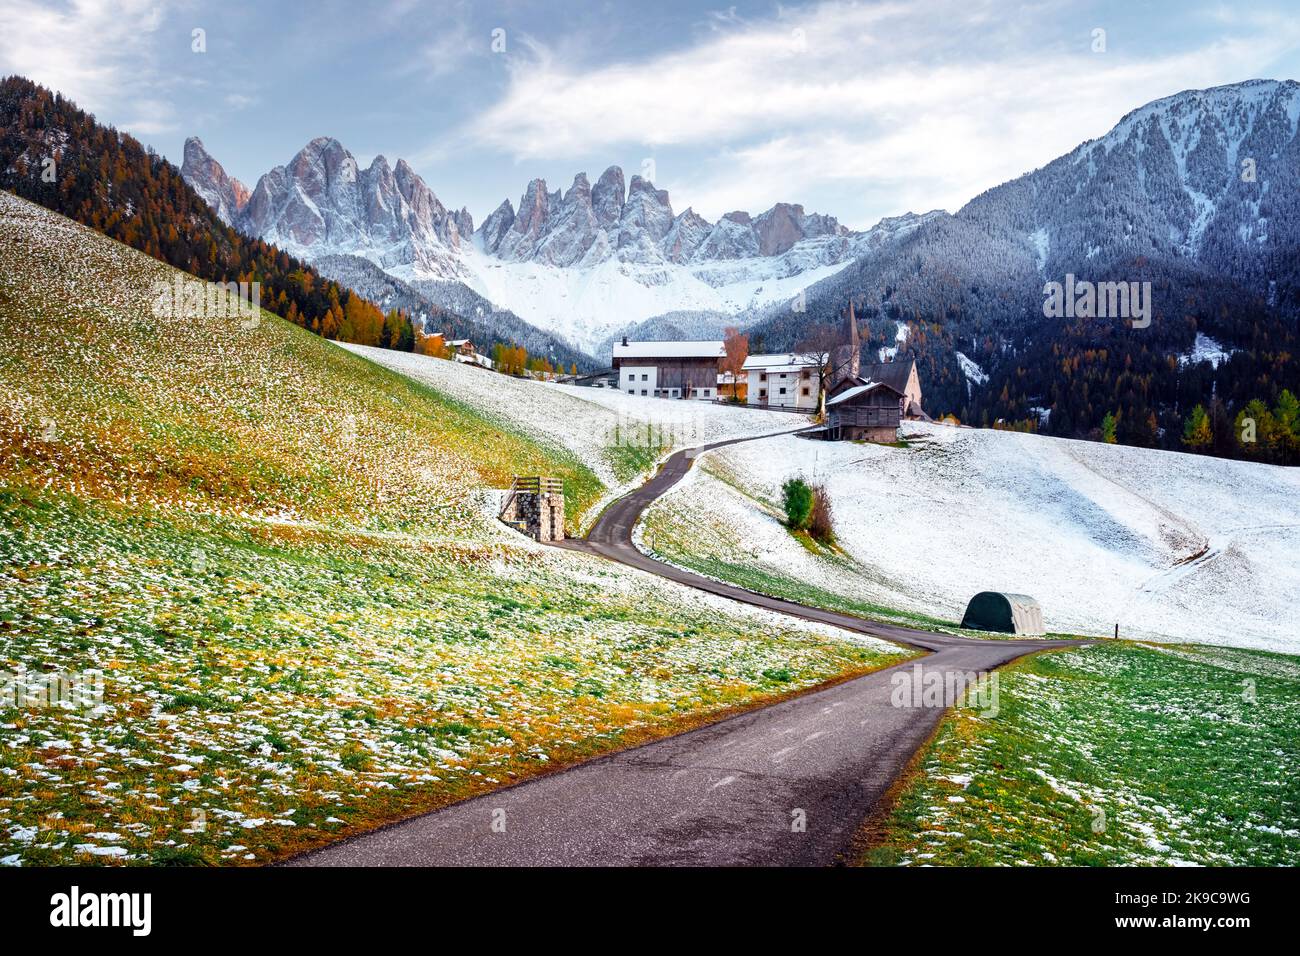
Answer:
[183, 136, 937, 355]
[444, 239, 858, 355]
[646, 423, 1300, 652]
[311, 253, 591, 371]
[450, 203, 939, 353]
[1018, 78, 1300, 275]
[779, 78, 1300, 337]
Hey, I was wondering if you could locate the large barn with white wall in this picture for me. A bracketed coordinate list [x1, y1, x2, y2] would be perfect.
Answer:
[611, 338, 724, 400]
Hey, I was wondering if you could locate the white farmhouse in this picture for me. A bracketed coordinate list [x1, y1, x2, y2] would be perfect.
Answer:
[742, 353, 820, 409]
[448, 339, 494, 370]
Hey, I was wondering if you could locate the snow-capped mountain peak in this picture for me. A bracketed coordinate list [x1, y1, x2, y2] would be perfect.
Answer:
[180, 137, 250, 225]
[184, 141, 917, 353]
[231, 136, 471, 278]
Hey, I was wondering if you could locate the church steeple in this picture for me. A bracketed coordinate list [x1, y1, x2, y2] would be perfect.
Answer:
[830, 299, 860, 391]
[845, 300, 860, 380]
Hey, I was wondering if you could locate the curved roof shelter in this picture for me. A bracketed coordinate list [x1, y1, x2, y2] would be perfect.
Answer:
[960, 592, 1045, 636]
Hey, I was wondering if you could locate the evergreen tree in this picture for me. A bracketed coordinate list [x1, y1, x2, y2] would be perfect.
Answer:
[1273, 389, 1300, 464]
[1234, 399, 1275, 460]
[1101, 411, 1118, 444]
[1181, 404, 1212, 452]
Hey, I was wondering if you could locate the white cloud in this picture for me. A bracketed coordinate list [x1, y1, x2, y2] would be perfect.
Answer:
[0, 0, 168, 117]
[465, 0, 1300, 225]
[396, 15, 481, 79]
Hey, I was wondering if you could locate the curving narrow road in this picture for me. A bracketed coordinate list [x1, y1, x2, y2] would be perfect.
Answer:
[291, 429, 1087, 866]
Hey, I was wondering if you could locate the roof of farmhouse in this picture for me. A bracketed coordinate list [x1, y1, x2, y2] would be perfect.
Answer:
[742, 353, 822, 370]
[613, 340, 725, 360]
[826, 381, 903, 406]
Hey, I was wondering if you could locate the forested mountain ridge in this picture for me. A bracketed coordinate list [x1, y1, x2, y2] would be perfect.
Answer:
[749, 79, 1300, 462]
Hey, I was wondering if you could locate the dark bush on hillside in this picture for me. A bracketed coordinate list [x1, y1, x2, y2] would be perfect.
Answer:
[781, 477, 813, 531]
[809, 484, 835, 544]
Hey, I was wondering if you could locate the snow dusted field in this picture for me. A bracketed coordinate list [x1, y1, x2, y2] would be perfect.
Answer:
[349, 340, 1297, 650]
[648, 422, 1300, 651]
[876, 641, 1300, 866]
[339, 343, 804, 520]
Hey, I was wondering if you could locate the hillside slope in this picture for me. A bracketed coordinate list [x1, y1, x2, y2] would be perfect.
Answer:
[0, 76, 407, 357]
[642, 423, 1300, 651]
[0, 192, 906, 865]
[338, 342, 805, 524]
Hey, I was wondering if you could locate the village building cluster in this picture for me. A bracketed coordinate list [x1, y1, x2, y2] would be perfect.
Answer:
[605, 304, 927, 442]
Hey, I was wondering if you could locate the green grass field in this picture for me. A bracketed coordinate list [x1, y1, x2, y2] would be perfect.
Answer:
[863, 641, 1300, 866]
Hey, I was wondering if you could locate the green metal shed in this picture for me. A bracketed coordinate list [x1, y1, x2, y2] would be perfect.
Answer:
[960, 592, 1045, 636]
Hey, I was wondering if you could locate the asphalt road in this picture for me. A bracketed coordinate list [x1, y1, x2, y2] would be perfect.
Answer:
[290, 429, 1086, 866]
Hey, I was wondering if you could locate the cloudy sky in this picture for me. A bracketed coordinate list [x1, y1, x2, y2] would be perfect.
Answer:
[3, 0, 1299, 229]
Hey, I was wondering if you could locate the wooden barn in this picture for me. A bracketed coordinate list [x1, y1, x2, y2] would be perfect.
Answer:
[611, 338, 724, 400]
[825, 380, 906, 441]
[858, 358, 926, 421]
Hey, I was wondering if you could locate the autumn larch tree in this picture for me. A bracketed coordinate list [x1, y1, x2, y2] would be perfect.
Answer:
[721, 326, 749, 400]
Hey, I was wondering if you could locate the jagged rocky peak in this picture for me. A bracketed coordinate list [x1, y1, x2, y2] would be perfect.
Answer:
[662, 207, 712, 263]
[755, 203, 805, 255]
[564, 171, 593, 204]
[186, 131, 873, 291]
[694, 211, 760, 260]
[514, 178, 552, 238]
[477, 199, 515, 252]
[287, 136, 353, 187]
[391, 156, 458, 242]
[208, 135, 470, 277]
[467, 160, 866, 269]
[592, 166, 626, 228]
[491, 178, 553, 261]
[618, 174, 675, 251]
[753, 202, 845, 256]
[180, 136, 250, 225]
[453, 207, 474, 241]
[533, 172, 602, 266]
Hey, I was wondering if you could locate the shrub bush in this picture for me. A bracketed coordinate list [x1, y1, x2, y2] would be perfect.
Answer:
[809, 483, 835, 544]
[781, 477, 813, 530]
